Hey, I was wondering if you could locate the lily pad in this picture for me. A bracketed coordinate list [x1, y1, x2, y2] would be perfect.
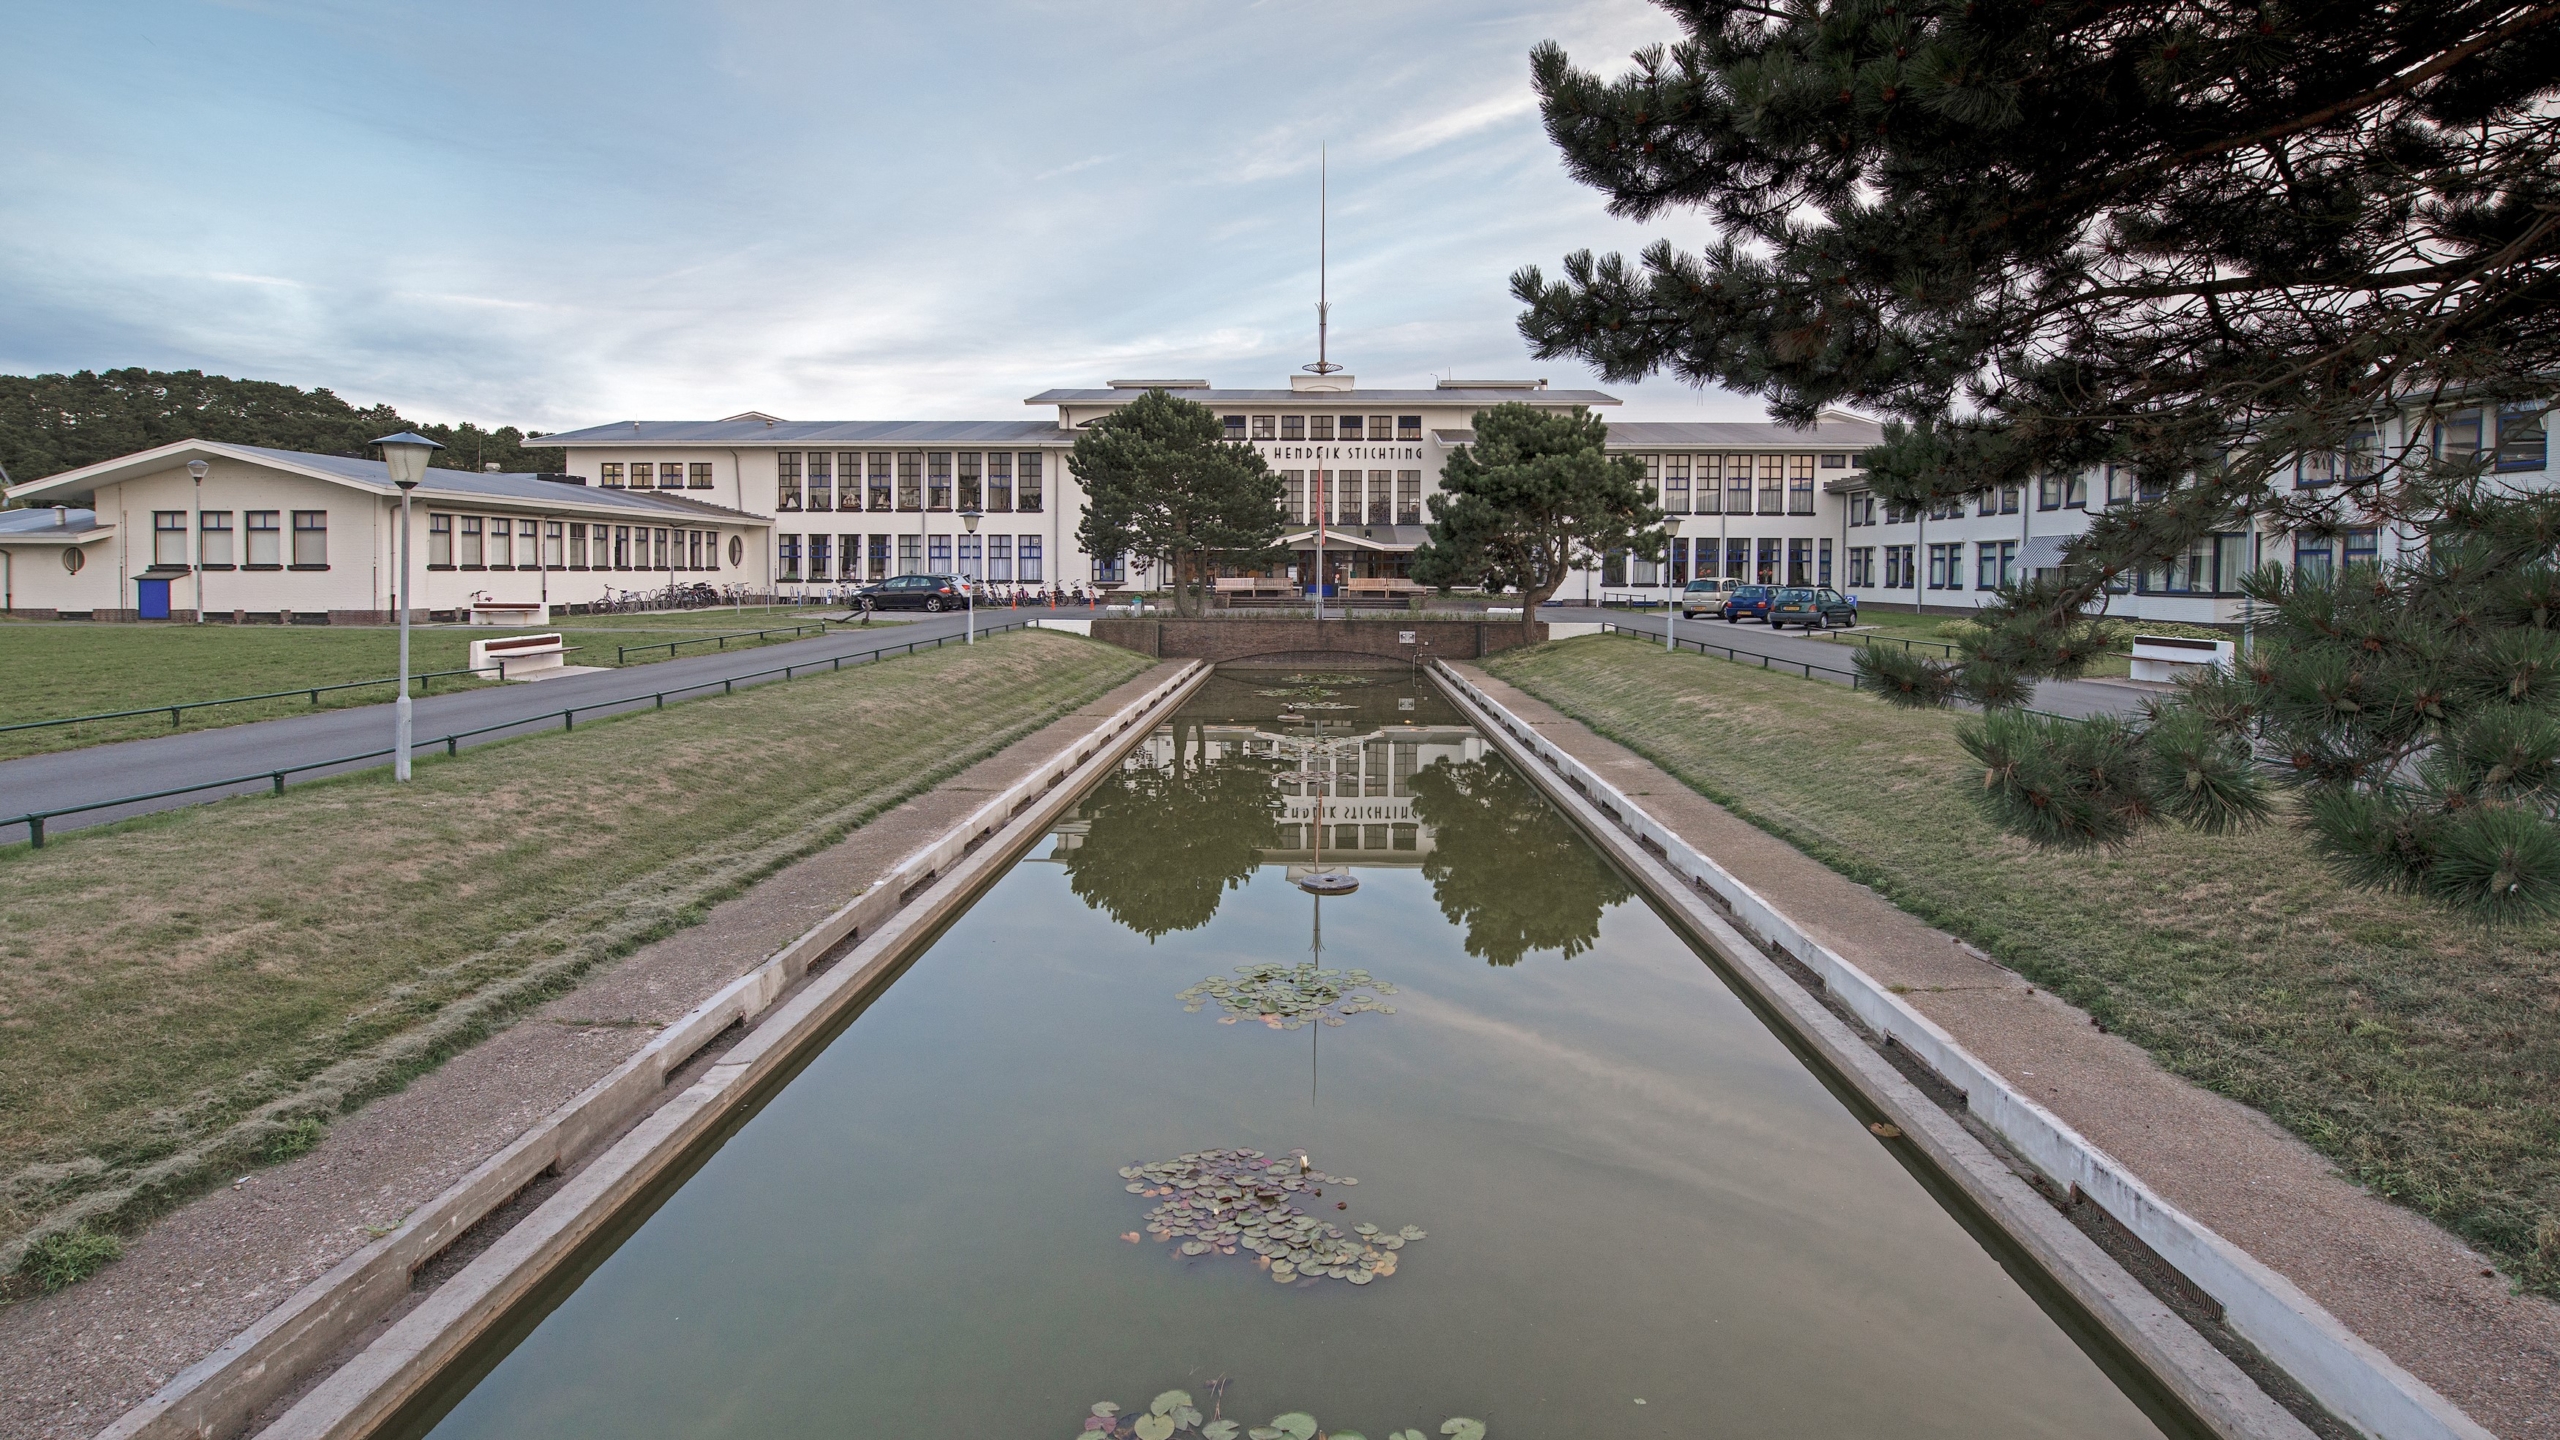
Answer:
[1441, 1421, 1487, 1440]
[1134, 1414, 1176, 1440]
[1093, 1403, 1121, 1418]
[1204, 1424, 1241, 1440]
[1116, 1148, 1424, 1289]
[1272, 1413, 1320, 1440]
[1177, 963, 1400, 1031]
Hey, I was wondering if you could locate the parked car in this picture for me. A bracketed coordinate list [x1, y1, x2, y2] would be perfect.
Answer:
[1720, 584, 1776, 623]
[1768, 586, 1860, 630]
[1679, 577, 1739, 618]
[857, 574, 974, 611]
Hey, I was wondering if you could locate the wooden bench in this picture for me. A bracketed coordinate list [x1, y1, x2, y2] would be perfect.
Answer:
[1343, 578, 1429, 596]
[2128, 634, 2235, 682]
[468, 601, 548, 627]
[1215, 577, 1298, 597]
[468, 632, 570, 681]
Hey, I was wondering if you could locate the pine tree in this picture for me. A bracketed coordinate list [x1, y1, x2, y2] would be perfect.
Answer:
[1410, 402, 1665, 632]
[1510, 1, 2560, 916]
[1072, 389, 1286, 616]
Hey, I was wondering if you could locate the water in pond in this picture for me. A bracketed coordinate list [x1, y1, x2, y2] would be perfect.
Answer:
[414, 670, 2172, 1440]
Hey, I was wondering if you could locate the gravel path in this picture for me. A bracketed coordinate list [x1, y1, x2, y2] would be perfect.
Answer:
[0, 661, 1177, 1440]
[1455, 661, 2559, 1440]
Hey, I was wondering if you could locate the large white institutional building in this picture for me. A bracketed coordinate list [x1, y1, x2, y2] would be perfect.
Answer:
[3, 364, 2546, 627]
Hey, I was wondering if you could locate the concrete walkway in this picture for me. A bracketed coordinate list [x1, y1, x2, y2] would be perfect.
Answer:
[0, 606, 1104, 840]
[1453, 661, 2559, 1440]
[0, 661, 1181, 1440]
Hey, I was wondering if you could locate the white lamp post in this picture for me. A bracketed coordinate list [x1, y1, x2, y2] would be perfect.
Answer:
[959, 507, 982, 643]
[188, 459, 208, 624]
[373, 431, 443, 780]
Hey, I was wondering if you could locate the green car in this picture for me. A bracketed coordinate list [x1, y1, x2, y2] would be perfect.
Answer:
[1767, 586, 1859, 630]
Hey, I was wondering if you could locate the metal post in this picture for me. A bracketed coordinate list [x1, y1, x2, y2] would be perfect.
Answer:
[396, 487, 414, 780]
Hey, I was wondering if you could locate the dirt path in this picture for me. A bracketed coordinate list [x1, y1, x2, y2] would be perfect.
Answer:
[1453, 661, 2560, 1440]
[0, 663, 1179, 1440]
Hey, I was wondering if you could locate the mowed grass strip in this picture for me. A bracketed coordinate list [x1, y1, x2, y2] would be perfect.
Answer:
[0, 611, 843, 760]
[0, 630, 1150, 1264]
[1486, 634, 2560, 1292]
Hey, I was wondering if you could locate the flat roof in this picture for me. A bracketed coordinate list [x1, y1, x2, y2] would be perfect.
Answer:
[533, 420, 1072, 447]
[1026, 387, 1620, 407]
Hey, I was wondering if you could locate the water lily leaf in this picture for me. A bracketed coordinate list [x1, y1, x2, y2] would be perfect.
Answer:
[1093, 1403, 1122, 1418]
[1354, 1222, 1379, 1235]
[1271, 1262, 1296, 1280]
[1180, 1407, 1205, 1428]
[1179, 1241, 1210, 1256]
[1346, 1268, 1374, 1284]
[1134, 1414, 1176, 1440]
[1399, 1226, 1426, 1240]
[1272, 1414, 1320, 1440]
[1151, 1391, 1193, 1416]
[1203, 1424, 1240, 1440]
[1249, 1430, 1283, 1440]
[1440, 1421, 1486, 1440]
[1392, 1431, 1426, 1440]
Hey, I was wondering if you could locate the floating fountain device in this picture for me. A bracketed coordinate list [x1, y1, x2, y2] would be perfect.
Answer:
[1296, 871, 1358, 895]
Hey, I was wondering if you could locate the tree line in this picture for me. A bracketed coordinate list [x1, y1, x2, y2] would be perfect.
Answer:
[0, 367, 563, 489]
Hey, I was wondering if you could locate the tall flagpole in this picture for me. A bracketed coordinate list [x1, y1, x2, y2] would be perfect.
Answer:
[1306, 146, 1340, 620]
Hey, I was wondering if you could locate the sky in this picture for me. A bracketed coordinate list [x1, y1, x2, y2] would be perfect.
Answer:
[0, 0, 1771, 430]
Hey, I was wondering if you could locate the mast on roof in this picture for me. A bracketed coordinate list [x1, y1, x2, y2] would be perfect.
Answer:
[1305, 147, 1341, 376]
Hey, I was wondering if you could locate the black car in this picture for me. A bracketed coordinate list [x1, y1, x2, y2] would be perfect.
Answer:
[858, 574, 974, 611]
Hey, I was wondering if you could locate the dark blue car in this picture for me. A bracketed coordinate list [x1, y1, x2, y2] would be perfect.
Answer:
[1720, 584, 1775, 623]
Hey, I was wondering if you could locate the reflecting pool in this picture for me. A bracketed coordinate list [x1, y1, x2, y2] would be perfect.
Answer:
[413, 670, 2171, 1440]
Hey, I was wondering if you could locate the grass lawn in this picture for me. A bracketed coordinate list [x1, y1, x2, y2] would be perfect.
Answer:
[0, 610, 845, 761]
[0, 630, 1150, 1277]
[1486, 634, 2560, 1293]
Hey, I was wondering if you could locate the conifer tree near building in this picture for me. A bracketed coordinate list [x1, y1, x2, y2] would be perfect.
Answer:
[1512, 1, 2560, 918]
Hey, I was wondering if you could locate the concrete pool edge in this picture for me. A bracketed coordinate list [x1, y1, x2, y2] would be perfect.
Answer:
[1430, 660, 2491, 1440]
[98, 658, 1212, 1440]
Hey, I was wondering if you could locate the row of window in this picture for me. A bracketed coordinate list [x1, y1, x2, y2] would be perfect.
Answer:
[1282, 470, 1424, 527]
[599, 462, 716, 490]
[773, 451, 1047, 514]
[776, 533, 1047, 583]
[1835, 528, 2379, 595]
[154, 510, 324, 568]
[427, 514, 730, 572]
[1227, 415, 1424, 443]
[1634, 454, 1826, 516]
[1608, 536, 1837, 588]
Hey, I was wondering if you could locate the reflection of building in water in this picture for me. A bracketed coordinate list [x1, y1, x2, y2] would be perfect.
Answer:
[1051, 720, 1485, 865]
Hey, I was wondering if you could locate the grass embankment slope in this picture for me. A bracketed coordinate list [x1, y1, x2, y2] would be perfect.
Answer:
[0, 629, 1150, 1281]
[0, 610, 843, 761]
[1486, 634, 2560, 1292]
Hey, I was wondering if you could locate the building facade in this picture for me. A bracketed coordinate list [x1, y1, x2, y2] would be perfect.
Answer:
[531, 376, 1889, 603]
[0, 441, 771, 621]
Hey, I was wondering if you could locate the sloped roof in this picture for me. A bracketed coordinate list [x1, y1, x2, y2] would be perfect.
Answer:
[6, 441, 768, 525]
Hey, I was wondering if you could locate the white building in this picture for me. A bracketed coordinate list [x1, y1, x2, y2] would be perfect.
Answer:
[530, 377, 1888, 603]
[0, 441, 772, 621]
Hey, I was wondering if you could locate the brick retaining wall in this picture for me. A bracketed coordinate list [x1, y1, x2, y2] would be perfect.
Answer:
[1088, 617, 1544, 663]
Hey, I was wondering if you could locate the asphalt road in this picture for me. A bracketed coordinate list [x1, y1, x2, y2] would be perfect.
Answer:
[0, 607, 1093, 841]
[1541, 604, 2153, 720]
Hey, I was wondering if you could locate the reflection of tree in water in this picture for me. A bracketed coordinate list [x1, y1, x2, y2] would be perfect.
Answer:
[1407, 755, 1630, 966]
[1065, 718, 1283, 940]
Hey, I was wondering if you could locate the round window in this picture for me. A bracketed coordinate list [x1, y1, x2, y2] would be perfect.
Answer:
[727, 535, 744, 566]
[62, 547, 84, 574]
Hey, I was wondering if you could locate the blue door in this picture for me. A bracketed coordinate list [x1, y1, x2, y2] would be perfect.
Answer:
[137, 577, 171, 619]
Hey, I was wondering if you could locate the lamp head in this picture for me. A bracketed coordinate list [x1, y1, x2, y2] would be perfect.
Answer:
[959, 507, 982, 533]
[370, 431, 444, 490]
[187, 460, 208, 481]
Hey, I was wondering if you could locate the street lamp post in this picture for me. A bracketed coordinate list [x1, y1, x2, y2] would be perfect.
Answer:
[188, 459, 208, 624]
[373, 431, 444, 780]
[959, 508, 982, 643]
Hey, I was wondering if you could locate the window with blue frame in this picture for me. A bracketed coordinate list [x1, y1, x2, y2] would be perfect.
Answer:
[2495, 405, 2548, 472]
[2344, 526, 2380, 569]
[2293, 533, 2335, 586]
[1094, 553, 1127, 584]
